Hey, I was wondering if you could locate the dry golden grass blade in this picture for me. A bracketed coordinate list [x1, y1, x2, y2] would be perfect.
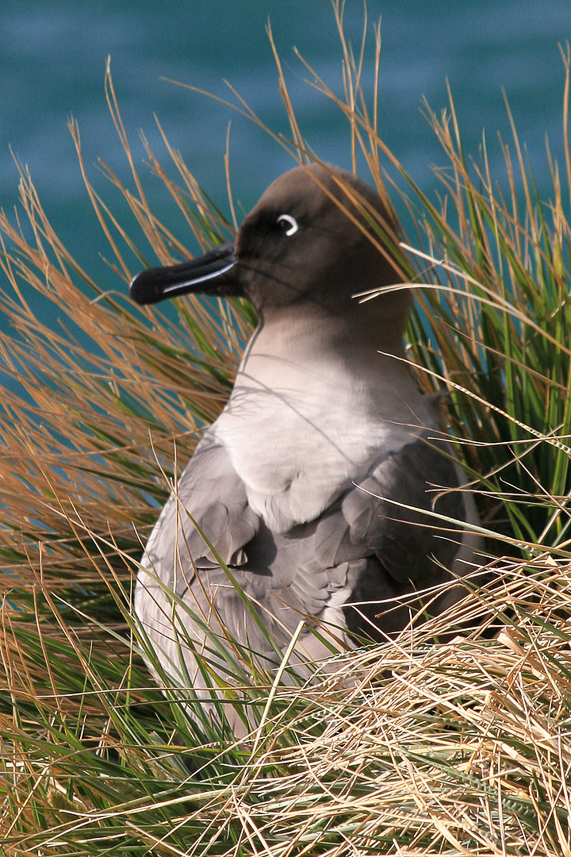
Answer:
[1, 6, 571, 855]
[266, 23, 309, 166]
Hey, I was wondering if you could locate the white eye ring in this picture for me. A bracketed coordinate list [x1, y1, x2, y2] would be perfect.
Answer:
[277, 214, 299, 236]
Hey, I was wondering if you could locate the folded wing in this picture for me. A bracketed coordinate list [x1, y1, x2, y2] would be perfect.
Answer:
[137, 429, 469, 667]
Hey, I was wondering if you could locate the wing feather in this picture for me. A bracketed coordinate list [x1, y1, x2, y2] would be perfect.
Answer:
[142, 435, 259, 582]
[342, 435, 464, 582]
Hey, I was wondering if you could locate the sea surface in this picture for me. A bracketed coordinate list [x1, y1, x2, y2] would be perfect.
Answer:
[1, 0, 570, 323]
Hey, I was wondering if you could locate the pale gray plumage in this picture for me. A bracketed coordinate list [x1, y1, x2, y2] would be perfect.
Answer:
[130, 163, 480, 724]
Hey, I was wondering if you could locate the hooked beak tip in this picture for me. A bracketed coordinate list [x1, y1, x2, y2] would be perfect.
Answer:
[129, 269, 160, 305]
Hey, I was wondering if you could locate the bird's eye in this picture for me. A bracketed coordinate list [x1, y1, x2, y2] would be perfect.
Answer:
[276, 214, 299, 236]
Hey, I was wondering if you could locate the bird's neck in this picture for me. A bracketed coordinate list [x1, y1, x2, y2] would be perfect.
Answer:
[236, 307, 424, 421]
[244, 302, 408, 364]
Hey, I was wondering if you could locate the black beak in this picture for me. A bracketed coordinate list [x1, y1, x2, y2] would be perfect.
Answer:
[129, 240, 238, 305]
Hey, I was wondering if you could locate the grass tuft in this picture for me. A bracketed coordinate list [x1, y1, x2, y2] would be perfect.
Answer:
[1, 4, 570, 854]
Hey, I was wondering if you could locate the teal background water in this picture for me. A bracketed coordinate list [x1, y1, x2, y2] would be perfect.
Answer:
[1, 0, 570, 309]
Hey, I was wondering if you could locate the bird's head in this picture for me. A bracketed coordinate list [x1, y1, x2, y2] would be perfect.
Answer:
[130, 164, 410, 329]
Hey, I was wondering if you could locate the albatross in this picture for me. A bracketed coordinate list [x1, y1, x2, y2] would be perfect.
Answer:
[130, 163, 480, 726]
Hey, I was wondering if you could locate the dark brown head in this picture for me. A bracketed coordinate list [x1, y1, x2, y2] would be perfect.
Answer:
[130, 164, 409, 327]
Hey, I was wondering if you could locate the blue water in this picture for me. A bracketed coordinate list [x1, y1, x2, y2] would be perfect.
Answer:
[1, 0, 570, 312]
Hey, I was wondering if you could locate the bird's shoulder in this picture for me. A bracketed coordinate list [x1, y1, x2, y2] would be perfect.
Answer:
[315, 431, 466, 582]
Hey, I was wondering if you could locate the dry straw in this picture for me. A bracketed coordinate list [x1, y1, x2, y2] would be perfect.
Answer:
[1, 3, 571, 854]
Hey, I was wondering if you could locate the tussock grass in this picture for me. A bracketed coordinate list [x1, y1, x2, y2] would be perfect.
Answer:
[1, 3, 571, 854]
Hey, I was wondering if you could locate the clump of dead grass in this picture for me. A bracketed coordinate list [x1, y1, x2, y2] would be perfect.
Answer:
[1, 3, 571, 855]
